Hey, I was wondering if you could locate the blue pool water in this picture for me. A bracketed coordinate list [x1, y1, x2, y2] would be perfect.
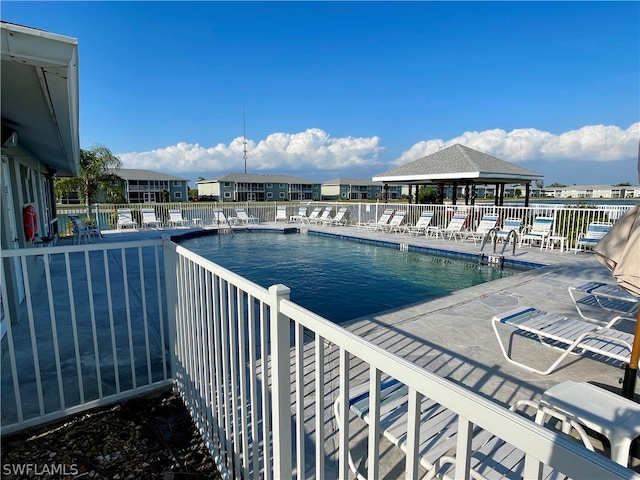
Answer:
[183, 232, 523, 323]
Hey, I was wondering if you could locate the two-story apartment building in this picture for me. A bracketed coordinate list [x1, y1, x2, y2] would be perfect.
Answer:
[321, 178, 402, 200]
[543, 185, 640, 199]
[196, 174, 322, 202]
[116, 169, 189, 203]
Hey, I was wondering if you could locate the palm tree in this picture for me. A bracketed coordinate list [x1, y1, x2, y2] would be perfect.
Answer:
[55, 144, 126, 216]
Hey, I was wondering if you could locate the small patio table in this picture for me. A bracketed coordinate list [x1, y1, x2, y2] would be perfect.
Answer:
[536, 380, 640, 467]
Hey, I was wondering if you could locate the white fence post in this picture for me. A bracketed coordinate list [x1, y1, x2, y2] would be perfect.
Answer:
[269, 284, 292, 479]
[162, 235, 178, 380]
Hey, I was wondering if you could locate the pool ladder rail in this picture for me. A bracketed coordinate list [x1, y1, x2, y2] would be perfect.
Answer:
[478, 227, 517, 269]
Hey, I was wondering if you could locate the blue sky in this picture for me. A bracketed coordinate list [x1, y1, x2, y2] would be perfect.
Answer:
[2, 1, 639, 187]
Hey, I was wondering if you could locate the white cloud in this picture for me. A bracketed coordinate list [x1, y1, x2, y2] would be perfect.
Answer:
[119, 128, 385, 178]
[119, 123, 639, 181]
[394, 123, 640, 165]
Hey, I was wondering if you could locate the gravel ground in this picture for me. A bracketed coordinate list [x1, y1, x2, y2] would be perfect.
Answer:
[1, 389, 220, 479]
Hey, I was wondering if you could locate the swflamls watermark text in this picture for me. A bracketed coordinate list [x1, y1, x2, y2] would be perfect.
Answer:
[2, 463, 79, 476]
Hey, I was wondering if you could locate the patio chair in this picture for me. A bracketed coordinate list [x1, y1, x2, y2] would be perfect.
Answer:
[359, 208, 394, 231]
[300, 207, 323, 224]
[290, 206, 308, 223]
[431, 212, 468, 241]
[212, 209, 232, 228]
[519, 217, 553, 250]
[568, 280, 639, 326]
[491, 305, 633, 375]
[68, 214, 102, 244]
[495, 217, 522, 244]
[461, 214, 499, 244]
[573, 221, 613, 254]
[275, 206, 289, 222]
[334, 378, 595, 480]
[141, 208, 163, 228]
[167, 209, 189, 227]
[116, 208, 138, 230]
[231, 208, 259, 225]
[405, 211, 434, 236]
[309, 206, 333, 225]
[321, 206, 348, 226]
[385, 210, 408, 233]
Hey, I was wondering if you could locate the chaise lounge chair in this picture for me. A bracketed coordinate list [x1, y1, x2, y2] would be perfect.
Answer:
[573, 221, 613, 254]
[385, 210, 408, 233]
[568, 280, 639, 325]
[300, 207, 322, 224]
[495, 217, 522, 244]
[310, 206, 333, 225]
[231, 208, 259, 225]
[141, 208, 163, 228]
[431, 212, 468, 241]
[492, 305, 633, 375]
[461, 214, 499, 244]
[275, 206, 289, 222]
[322, 206, 348, 226]
[290, 206, 308, 223]
[404, 211, 434, 236]
[334, 378, 595, 480]
[359, 208, 395, 231]
[519, 217, 553, 250]
[116, 208, 138, 230]
[167, 209, 189, 227]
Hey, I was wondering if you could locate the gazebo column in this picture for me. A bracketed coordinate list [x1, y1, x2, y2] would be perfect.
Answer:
[383, 183, 389, 202]
[408, 184, 413, 203]
[437, 183, 445, 204]
[471, 184, 477, 205]
[451, 182, 458, 206]
[464, 183, 470, 205]
[494, 183, 500, 206]
[525, 183, 530, 207]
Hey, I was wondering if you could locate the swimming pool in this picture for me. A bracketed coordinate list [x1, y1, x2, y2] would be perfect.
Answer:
[182, 231, 524, 323]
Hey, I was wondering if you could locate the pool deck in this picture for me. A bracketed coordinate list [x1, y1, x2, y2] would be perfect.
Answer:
[6, 222, 639, 477]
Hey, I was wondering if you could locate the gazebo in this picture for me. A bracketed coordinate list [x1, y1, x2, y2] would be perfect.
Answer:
[372, 144, 543, 206]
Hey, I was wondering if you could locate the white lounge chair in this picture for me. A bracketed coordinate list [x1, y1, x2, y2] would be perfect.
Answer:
[275, 206, 289, 222]
[310, 206, 333, 225]
[322, 206, 348, 226]
[300, 207, 322, 224]
[68, 214, 102, 244]
[385, 210, 408, 233]
[461, 214, 499, 244]
[290, 206, 308, 223]
[232, 208, 259, 225]
[405, 211, 434, 236]
[360, 208, 394, 231]
[334, 378, 595, 480]
[495, 217, 522, 244]
[432, 213, 468, 241]
[492, 305, 633, 375]
[568, 281, 639, 325]
[141, 208, 163, 228]
[212, 209, 232, 228]
[167, 209, 189, 227]
[573, 221, 612, 254]
[519, 217, 553, 249]
[116, 208, 138, 230]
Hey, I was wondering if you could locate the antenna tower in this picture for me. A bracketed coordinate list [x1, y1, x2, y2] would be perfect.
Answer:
[243, 107, 247, 174]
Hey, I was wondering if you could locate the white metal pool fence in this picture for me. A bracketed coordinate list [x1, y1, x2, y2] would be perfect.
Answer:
[1, 236, 637, 479]
[56, 200, 634, 250]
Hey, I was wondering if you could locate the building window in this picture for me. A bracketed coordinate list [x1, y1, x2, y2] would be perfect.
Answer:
[267, 192, 273, 198]
[174, 192, 182, 199]
[224, 182, 231, 187]
[279, 192, 285, 198]
[279, 183, 285, 188]
[224, 192, 232, 198]
[173, 181, 181, 186]
[266, 183, 272, 188]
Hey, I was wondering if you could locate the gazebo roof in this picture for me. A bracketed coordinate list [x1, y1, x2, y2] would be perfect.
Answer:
[372, 144, 542, 185]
